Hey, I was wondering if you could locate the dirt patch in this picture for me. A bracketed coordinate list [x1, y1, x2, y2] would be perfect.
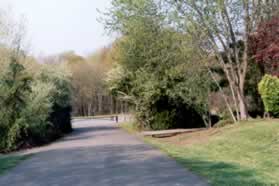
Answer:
[154, 128, 223, 147]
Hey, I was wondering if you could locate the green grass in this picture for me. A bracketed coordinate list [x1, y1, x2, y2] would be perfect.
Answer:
[0, 155, 29, 175]
[123, 120, 279, 185]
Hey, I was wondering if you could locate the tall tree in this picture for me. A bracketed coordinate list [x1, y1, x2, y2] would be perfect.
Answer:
[0, 55, 32, 150]
[105, 0, 212, 129]
[250, 16, 279, 76]
[170, 0, 279, 121]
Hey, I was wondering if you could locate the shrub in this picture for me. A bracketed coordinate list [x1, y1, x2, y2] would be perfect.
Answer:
[22, 81, 55, 145]
[23, 64, 73, 146]
[258, 75, 279, 117]
[108, 64, 209, 130]
[39, 64, 73, 134]
[104, 0, 212, 130]
[0, 60, 32, 151]
[0, 60, 73, 152]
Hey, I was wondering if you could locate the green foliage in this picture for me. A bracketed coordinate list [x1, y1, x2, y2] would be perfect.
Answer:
[146, 120, 279, 185]
[0, 59, 72, 152]
[22, 81, 55, 143]
[40, 64, 73, 134]
[151, 111, 175, 130]
[105, 0, 211, 130]
[0, 7, 72, 152]
[0, 60, 32, 151]
[258, 75, 279, 117]
[23, 64, 73, 145]
[245, 62, 264, 117]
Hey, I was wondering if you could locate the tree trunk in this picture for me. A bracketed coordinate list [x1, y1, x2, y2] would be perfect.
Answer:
[125, 102, 128, 114]
[239, 0, 249, 120]
[120, 101, 124, 114]
[238, 72, 249, 120]
[88, 103, 92, 116]
[93, 96, 98, 116]
[114, 99, 118, 114]
[110, 96, 114, 114]
[237, 91, 248, 120]
[98, 95, 103, 115]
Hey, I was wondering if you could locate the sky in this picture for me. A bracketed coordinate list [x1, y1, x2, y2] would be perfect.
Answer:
[0, 0, 113, 57]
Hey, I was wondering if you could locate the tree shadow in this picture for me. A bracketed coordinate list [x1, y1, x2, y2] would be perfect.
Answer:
[62, 125, 118, 142]
[0, 119, 272, 186]
[0, 144, 208, 186]
[0, 141, 271, 186]
[174, 157, 270, 186]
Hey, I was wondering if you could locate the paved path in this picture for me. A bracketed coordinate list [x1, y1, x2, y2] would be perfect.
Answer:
[0, 119, 209, 186]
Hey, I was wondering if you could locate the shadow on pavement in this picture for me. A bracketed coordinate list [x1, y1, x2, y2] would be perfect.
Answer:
[0, 144, 208, 186]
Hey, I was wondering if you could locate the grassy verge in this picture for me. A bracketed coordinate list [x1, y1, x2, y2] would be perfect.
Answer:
[121, 120, 279, 185]
[0, 155, 29, 175]
[120, 122, 140, 134]
[73, 114, 118, 120]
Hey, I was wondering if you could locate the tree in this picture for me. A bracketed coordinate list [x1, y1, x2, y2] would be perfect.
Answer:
[60, 49, 117, 117]
[104, 0, 212, 129]
[258, 75, 279, 117]
[250, 16, 279, 76]
[40, 63, 73, 133]
[0, 58, 32, 150]
[0, 8, 74, 152]
[0, 9, 31, 150]
[169, 0, 279, 121]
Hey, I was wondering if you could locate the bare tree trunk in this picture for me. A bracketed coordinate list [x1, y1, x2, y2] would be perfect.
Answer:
[125, 102, 128, 114]
[88, 103, 92, 116]
[114, 99, 118, 114]
[238, 92, 248, 120]
[238, 70, 248, 120]
[93, 96, 98, 116]
[207, 88, 212, 129]
[120, 101, 124, 114]
[239, 0, 250, 120]
[98, 95, 103, 115]
[83, 104, 87, 116]
[208, 68, 237, 123]
[110, 96, 114, 114]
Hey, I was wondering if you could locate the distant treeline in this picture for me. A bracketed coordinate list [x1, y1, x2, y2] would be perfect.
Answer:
[54, 48, 129, 117]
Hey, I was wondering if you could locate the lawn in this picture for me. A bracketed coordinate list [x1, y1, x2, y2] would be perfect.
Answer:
[0, 155, 28, 175]
[122, 120, 279, 185]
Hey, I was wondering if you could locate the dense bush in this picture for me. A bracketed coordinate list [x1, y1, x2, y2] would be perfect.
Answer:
[0, 60, 32, 151]
[0, 56, 72, 152]
[23, 81, 55, 145]
[245, 61, 265, 118]
[108, 66, 208, 130]
[129, 68, 209, 130]
[250, 16, 279, 77]
[38, 64, 73, 134]
[105, 0, 211, 130]
[258, 75, 279, 117]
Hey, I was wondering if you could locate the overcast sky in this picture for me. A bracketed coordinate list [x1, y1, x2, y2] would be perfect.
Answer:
[0, 0, 113, 56]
